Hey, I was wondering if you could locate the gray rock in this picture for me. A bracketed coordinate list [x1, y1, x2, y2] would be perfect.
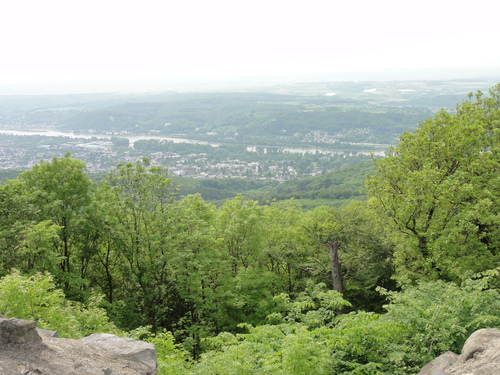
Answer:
[0, 317, 42, 345]
[81, 333, 157, 371]
[418, 328, 500, 375]
[418, 351, 458, 375]
[460, 328, 500, 362]
[0, 316, 157, 375]
[36, 328, 59, 338]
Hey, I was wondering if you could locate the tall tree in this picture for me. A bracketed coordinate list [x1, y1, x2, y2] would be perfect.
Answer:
[302, 207, 352, 295]
[4, 153, 94, 296]
[301, 202, 394, 308]
[83, 181, 123, 304]
[167, 194, 222, 356]
[366, 83, 500, 282]
[104, 158, 177, 331]
[214, 195, 284, 330]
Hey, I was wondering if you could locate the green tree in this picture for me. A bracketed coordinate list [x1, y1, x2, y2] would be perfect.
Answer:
[104, 158, 177, 331]
[337, 202, 395, 310]
[302, 206, 347, 294]
[166, 194, 222, 356]
[262, 200, 309, 294]
[366, 84, 500, 283]
[0, 153, 94, 297]
[213, 196, 291, 332]
[0, 180, 39, 274]
[216, 195, 265, 274]
[17, 220, 63, 272]
[83, 181, 124, 305]
[110, 136, 130, 148]
[300, 202, 394, 311]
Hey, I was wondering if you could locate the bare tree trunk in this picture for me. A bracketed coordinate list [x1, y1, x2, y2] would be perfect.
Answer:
[328, 240, 344, 294]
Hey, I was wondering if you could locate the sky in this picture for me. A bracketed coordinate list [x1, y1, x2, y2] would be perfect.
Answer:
[1, 0, 500, 93]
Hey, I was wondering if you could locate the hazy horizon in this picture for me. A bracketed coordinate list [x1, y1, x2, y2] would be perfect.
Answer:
[1, 66, 500, 96]
[2, 0, 499, 95]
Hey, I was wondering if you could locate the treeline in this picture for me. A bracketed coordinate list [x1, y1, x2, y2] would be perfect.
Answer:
[174, 176, 270, 203]
[0, 154, 392, 329]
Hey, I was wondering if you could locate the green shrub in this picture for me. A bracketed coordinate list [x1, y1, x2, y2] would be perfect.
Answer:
[0, 269, 119, 338]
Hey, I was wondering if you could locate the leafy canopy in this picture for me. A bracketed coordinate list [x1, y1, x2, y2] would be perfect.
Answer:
[367, 83, 500, 282]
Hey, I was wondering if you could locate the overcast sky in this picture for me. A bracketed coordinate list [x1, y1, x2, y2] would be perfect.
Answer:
[1, 0, 500, 93]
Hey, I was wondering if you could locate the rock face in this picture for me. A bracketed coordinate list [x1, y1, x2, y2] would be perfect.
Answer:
[418, 328, 500, 375]
[0, 315, 157, 375]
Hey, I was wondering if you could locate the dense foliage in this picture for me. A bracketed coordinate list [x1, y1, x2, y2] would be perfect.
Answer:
[1, 84, 500, 374]
[367, 84, 500, 283]
[0, 270, 118, 338]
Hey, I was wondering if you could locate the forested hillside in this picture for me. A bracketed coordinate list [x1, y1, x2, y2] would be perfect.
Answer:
[3, 79, 485, 148]
[245, 160, 372, 208]
[2, 84, 500, 374]
[172, 160, 371, 208]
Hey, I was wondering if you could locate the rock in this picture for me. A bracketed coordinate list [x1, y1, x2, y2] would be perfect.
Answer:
[81, 333, 157, 371]
[417, 351, 458, 375]
[460, 328, 500, 362]
[36, 328, 58, 338]
[0, 316, 157, 375]
[418, 328, 500, 375]
[0, 317, 42, 345]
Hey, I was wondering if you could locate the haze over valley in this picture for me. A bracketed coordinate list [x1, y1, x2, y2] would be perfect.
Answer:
[1, 77, 496, 179]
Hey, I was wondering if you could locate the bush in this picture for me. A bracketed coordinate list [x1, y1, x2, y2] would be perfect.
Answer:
[192, 276, 500, 374]
[0, 269, 119, 338]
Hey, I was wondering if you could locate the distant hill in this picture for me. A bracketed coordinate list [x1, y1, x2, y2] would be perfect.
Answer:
[1, 90, 430, 146]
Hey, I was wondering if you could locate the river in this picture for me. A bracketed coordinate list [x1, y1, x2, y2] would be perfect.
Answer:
[0, 129, 386, 156]
[0, 129, 220, 147]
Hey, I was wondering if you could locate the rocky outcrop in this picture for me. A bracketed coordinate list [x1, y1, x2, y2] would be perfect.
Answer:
[418, 328, 500, 375]
[0, 317, 42, 345]
[0, 315, 157, 375]
[81, 333, 158, 371]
